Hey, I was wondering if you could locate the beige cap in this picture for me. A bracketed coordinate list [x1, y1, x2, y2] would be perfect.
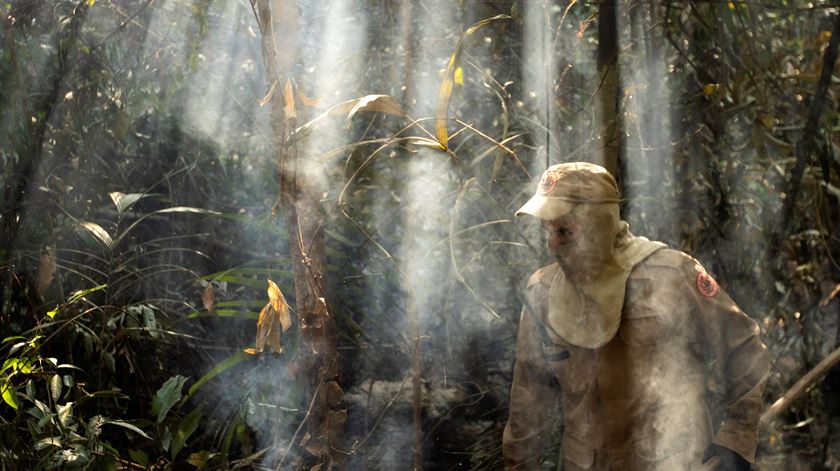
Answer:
[516, 162, 621, 219]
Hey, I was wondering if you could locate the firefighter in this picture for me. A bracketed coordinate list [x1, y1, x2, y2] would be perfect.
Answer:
[503, 162, 770, 470]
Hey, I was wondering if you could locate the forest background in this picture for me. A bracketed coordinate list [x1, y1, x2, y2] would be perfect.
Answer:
[2, 0, 840, 469]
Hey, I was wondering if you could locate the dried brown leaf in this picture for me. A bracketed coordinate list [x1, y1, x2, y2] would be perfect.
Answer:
[283, 78, 297, 119]
[37, 246, 57, 297]
[346, 95, 406, 123]
[297, 87, 322, 107]
[267, 279, 284, 312]
[259, 79, 279, 107]
[267, 279, 292, 332]
[289, 94, 406, 143]
[202, 284, 215, 314]
[254, 303, 271, 353]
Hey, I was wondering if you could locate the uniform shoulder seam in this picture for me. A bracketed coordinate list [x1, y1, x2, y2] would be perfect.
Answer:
[639, 248, 695, 272]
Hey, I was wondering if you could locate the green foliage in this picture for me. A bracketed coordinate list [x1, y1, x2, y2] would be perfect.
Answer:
[152, 375, 188, 424]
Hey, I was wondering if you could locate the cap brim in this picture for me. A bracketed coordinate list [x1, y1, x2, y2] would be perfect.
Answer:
[515, 195, 575, 220]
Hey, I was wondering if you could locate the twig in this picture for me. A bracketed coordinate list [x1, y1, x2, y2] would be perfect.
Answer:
[761, 344, 840, 426]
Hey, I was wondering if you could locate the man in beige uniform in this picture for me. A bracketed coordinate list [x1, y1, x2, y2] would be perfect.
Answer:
[503, 162, 770, 470]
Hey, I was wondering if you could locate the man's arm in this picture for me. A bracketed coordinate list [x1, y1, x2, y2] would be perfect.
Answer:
[686, 261, 771, 465]
[503, 305, 559, 470]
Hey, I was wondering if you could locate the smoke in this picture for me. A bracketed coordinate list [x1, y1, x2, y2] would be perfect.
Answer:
[617, 1, 677, 244]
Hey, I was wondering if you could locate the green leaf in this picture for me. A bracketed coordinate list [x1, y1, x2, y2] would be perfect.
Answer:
[1, 381, 19, 410]
[47, 306, 59, 319]
[78, 222, 114, 249]
[155, 207, 222, 216]
[185, 352, 248, 401]
[152, 375, 187, 424]
[68, 284, 107, 304]
[171, 407, 203, 459]
[128, 449, 149, 467]
[108, 192, 148, 213]
[50, 375, 62, 402]
[34, 437, 61, 450]
[103, 420, 152, 440]
[57, 401, 73, 426]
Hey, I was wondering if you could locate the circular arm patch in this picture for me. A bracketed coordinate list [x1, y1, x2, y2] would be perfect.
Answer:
[696, 271, 719, 297]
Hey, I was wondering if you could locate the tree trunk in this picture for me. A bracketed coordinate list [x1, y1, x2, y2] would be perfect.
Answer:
[254, 1, 344, 469]
[596, 0, 622, 182]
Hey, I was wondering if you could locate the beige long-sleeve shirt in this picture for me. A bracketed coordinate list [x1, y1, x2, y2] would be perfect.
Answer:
[503, 249, 770, 470]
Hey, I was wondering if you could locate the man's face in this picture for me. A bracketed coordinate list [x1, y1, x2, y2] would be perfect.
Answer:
[542, 204, 619, 283]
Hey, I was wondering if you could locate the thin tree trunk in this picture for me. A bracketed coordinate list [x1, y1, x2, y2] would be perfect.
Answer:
[254, 1, 344, 469]
[596, 0, 622, 181]
[778, 11, 840, 237]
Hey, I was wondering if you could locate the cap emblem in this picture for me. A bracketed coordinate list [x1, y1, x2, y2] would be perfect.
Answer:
[538, 171, 559, 195]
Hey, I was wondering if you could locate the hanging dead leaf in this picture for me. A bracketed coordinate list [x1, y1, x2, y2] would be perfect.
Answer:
[259, 79, 280, 107]
[345, 95, 406, 123]
[202, 284, 216, 314]
[37, 246, 57, 297]
[267, 279, 292, 332]
[283, 78, 297, 119]
[297, 87, 322, 107]
[245, 280, 294, 355]
[289, 94, 406, 143]
[252, 302, 283, 354]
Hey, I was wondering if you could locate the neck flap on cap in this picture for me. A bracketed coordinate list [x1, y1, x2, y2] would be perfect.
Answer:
[546, 223, 667, 349]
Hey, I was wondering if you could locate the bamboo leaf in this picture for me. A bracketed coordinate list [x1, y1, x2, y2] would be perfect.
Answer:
[68, 284, 107, 304]
[104, 420, 152, 440]
[154, 207, 222, 216]
[171, 407, 203, 459]
[435, 14, 509, 149]
[108, 192, 148, 213]
[185, 352, 249, 401]
[78, 222, 114, 249]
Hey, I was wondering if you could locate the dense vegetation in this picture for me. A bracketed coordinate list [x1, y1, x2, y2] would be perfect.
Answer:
[2, 0, 840, 469]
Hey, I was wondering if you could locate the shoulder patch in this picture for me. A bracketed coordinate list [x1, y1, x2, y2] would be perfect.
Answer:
[527, 263, 559, 288]
[696, 271, 719, 297]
